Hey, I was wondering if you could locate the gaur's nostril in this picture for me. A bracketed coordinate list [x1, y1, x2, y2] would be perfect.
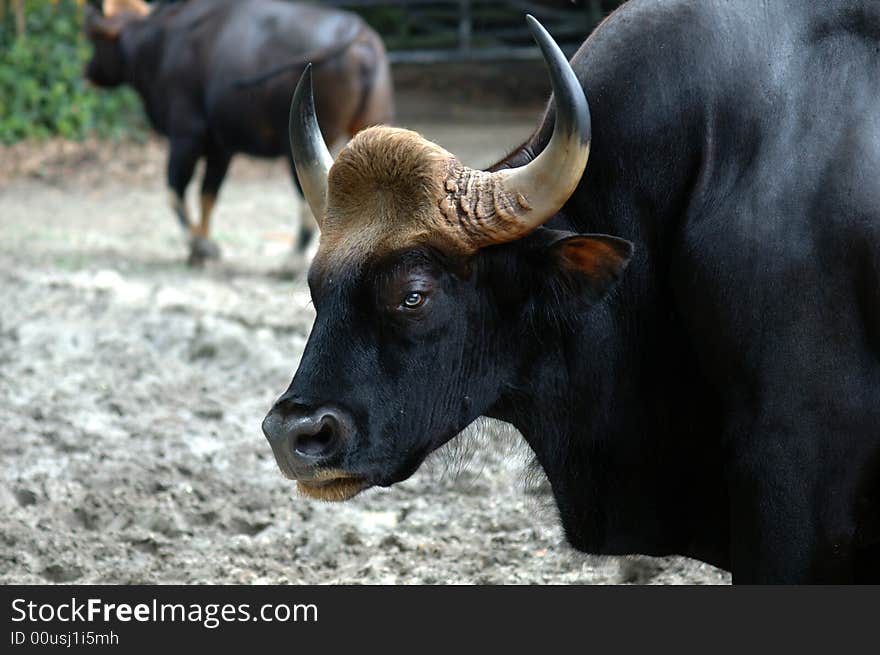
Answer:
[264, 403, 351, 469]
[292, 420, 338, 458]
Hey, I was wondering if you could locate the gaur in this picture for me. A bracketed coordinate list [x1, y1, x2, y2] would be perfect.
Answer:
[85, 0, 393, 264]
[263, 3, 880, 583]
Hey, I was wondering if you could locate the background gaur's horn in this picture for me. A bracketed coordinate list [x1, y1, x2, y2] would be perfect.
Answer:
[473, 15, 591, 244]
[103, 0, 151, 17]
[289, 64, 333, 224]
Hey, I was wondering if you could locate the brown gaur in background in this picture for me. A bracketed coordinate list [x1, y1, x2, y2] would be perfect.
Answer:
[84, 0, 394, 264]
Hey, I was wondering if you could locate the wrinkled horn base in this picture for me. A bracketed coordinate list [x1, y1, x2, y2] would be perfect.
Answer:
[439, 163, 534, 249]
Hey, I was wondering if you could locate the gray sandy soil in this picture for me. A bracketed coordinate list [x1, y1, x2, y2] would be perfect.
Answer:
[0, 104, 730, 584]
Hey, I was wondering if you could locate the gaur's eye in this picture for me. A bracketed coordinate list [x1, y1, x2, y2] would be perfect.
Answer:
[400, 292, 426, 309]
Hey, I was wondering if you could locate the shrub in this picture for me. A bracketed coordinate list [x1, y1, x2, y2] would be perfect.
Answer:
[0, 0, 146, 144]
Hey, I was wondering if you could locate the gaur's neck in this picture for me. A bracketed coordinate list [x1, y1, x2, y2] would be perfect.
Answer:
[119, 18, 165, 128]
[489, 299, 716, 560]
[486, 10, 733, 566]
[489, 301, 729, 567]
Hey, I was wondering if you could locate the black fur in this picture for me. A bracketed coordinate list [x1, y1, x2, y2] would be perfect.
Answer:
[269, 0, 880, 583]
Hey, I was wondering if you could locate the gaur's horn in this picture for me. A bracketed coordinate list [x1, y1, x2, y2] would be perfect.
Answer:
[444, 16, 591, 248]
[103, 0, 151, 18]
[289, 64, 333, 225]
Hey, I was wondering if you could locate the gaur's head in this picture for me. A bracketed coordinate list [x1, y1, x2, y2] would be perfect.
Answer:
[262, 17, 633, 501]
[83, 0, 151, 87]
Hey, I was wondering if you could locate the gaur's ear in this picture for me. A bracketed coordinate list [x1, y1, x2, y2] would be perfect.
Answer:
[555, 233, 632, 286]
[537, 230, 634, 301]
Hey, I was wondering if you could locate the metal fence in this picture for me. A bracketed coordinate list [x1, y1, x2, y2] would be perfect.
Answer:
[318, 0, 610, 63]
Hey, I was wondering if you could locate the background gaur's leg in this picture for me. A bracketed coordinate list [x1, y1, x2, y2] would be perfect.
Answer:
[167, 136, 203, 238]
[188, 145, 231, 265]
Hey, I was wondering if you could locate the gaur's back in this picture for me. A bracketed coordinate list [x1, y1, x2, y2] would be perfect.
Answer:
[159, 0, 364, 84]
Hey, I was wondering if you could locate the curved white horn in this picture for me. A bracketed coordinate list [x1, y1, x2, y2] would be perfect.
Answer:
[289, 64, 333, 223]
[443, 16, 591, 248]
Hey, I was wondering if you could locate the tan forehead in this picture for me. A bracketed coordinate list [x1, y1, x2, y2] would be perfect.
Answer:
[314, 127, 463, 271]
[312, 125, 531, 274]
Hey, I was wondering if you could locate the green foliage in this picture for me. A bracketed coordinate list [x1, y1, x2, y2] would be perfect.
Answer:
[0, 0, 146, 144]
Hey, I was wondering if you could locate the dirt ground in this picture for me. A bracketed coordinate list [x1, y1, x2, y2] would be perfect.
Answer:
[0, 86, 730, 585]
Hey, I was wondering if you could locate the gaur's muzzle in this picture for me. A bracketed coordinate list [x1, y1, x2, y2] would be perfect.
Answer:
[262, 397, 372, 501]
[262, 397, 353, 477]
